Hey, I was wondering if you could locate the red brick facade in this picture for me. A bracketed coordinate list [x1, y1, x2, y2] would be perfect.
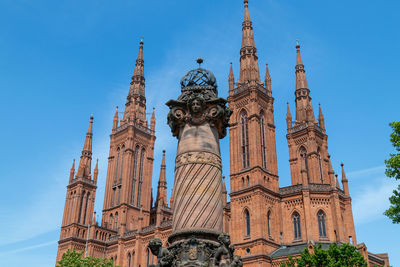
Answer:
[56, 1, 389, 266]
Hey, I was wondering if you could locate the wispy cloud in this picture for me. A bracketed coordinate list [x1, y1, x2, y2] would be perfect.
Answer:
[0, 240, 57, 256]
[347, 165, 386, 178]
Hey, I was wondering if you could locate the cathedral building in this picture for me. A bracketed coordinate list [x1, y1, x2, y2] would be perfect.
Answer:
[56, 1, 389, 266]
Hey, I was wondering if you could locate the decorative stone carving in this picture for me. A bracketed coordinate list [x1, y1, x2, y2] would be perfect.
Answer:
[148, 237, 173, 267]
[214, 233, 243, 267]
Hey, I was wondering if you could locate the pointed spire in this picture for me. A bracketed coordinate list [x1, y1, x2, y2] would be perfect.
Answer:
[335, 174, 341, 190]
[170, 188, 174, 209]
[295, 42, 308, 90]
[265, 63, 271, 95]
[239, 0, 261, 84]
[286, 102, 292, 130]
[228, 62, 235, 95]
[77, 116, 93, 179]
[93, 159, 99, 184]
[328, 155, 335, 187]
[156, 150, 167, 208]
[222, 176, 227, 207]
[69, 159, 75, 183]
[318, 103, 325, 130]
[341, 163, 349, 196]
[294, 42, 314, 123]
[124, 39, 147, 124]
[150, 107, 156, 132]
[113, 106, 119, 130]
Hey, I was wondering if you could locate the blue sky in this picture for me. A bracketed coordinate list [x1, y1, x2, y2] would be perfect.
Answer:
[0, 0, 399, 266]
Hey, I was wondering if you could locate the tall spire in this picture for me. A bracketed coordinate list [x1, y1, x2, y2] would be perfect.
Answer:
[294, 43, 314, 123]
[150, 107, 156, 132]
[93, 159, 99, 185]
[239, 0, 261, 84]
[264, 63, 271, 95]
[124, 39, 147, 124]
[286, 102, 292, 129]
[69, 159, 75, 183]
[318, 103, 325, 130]
[228, 62, 235, 95]
[77, 116, 93, 179]
[155, 150, 167, 208]
[113, 106, 119, 130]
[341, 163, 349, 196]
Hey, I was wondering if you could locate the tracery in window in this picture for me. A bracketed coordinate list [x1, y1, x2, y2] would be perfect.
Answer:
[137, 148, 145, 207]
[260, 112, 267, 169]
[293, 212, 301, 239]
[240, 110, 249, 169]
[318, 210, 327, 237]
[131, 146, 139, 205]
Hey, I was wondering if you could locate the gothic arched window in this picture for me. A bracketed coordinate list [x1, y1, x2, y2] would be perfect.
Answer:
[78, 191, 85, 224]
[120, 147, 125, 183]
[318, 210, 327, 237]
[109, 214, 113, 228]
[131, 251, 135, 267]
[82, 192, 90, 224]
[127, 253, 131, 267]
[299, 146, 309, 182]
[114, 148, 120, 184]
[115, 212, 119, 230]
[240, 110, 249, 169]
[317, 147, 324, 183]
[131, 146, 139, 205]
[260, 112, 267, 169]
[244, 209, 251, 236]
[267, 210, 271, 237]
[293, 212, 301, 239]
[137, 148, 145, 207]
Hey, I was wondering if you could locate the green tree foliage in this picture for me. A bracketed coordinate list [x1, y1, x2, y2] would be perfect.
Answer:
[384, 121, 400, 223]
[280, 243, 367, 267]
[56, 250, 117, 267]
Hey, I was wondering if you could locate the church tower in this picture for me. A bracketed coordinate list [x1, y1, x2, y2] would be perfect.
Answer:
[101, 40, 156, 234]
[286, 43, 333, 186]
[228, 0, 280, 261]
[58, 116, 98, 254]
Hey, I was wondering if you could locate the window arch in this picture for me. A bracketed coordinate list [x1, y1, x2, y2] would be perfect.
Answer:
[244, 209, 250, 236]
[131, 251, 135, 267]
[317, 147, 324, 183]
[115, 212, 119, 230]
[114, 148, 120, 184]
[299, 146, 309, 182]
[109, 214, 114, 228]
[82, 192, 90, 224]
[260, 111, 267, 169]
[127, 253, 131, 267]
[267, 210, 271, 237]
[293, 212, 301, 239]
[137, 148, 145, 207]
[131, 145, 139, 205]
[240, 110, 249, 169]
[78, 191, 85, 223]
[318, 210, 327, 237]
[120, 146, 125, 183]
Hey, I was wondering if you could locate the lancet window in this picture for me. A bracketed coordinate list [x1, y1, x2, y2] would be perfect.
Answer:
[267, 210, 271, 237]
[78, 191, 85, 223]
[293, 212, 301, 239]
[119, 147, 125, 183]
[318, 210, 327, 237]
[300, 146, 309, 181]
[131, 146, 139, 205]
[260, 112, 267, 168]
[245, 209, 251, 236]
[114, 148, 120, 184]
[240, 111, 249, 169]
[82, 192, 90, 224]
[318, 147, 323, 183]
[137, 148, 145, 207]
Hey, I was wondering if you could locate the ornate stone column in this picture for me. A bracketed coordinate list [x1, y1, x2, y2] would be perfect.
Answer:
[148, 60, 242, 267]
